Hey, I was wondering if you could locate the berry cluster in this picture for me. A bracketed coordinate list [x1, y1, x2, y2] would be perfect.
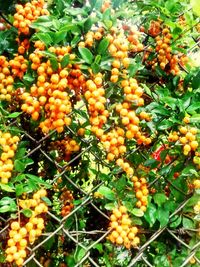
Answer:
[101, 127, 126, 161]
[85, 75, 109, 136]
[0, 132, 19, 184]
[108, 30, 130, 82]
[107, 205, 140, 249]
[9, 55, 28, 79]
[78, 28, 104, 48]
[6, 189, 48, 266]
[116, 103, 151, 146]
[67, 66, 86, 99]
[49, 138, 80, 162]
[131, 176, 149, 211]
[60, 189, 74, 217]
[21, 44, 74, 133]
[155, 28, 173, 71]
[13, 0, 49, 35]
[0, 56, 14, 101]
[17, 38, 30, 55]
[168, 126, 198, 155]
[116, 159, 149, 211]
[82, 28, 150, 211]
[145, 27, 187, 76]
[116, 158, 134, 177]
[127, 26, 144, 53]
[21, 92, 40, 121]
[121, 78, 144, 104]
[148, 20, 161, 37]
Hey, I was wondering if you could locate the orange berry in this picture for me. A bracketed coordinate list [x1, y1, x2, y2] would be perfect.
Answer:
[190, 141, 198, 151]
[113, 209, 122, 219]
[11, 221, 20, 230]
[183, 116, 190, 124]
[116, 236, 123, 245]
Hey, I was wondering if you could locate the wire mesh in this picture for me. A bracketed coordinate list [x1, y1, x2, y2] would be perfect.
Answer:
[0, 118, 199, 267]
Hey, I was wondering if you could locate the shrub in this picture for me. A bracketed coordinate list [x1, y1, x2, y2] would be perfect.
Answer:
[0, 0, 200, 266]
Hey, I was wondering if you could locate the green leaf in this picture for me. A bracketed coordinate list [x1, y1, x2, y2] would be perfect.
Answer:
[182, 217, 194, 228]
[50, 58, 59, 71]
[190, 114, 200, 123]
[105, 202, 116, 210]
[41, 197, 52, 206]
[185, 195, 200, 207]
[157, 208, 169, 227]
[31, 16, 53, 31]
[144, 203, 157, 227]
[0, 205, 11, 213]
[78, 47, 94, 64]
[98, 186, 115, 200]
[23, 73, 35, 85]
[192, 69, 200, 89]
[148, 103, 170, 116]
[0, 197, 16, 212]
[161, 97, 177, 110]
[75, 247, 86, 263]
[115, 176, 126, 191]
[6, 112, 22, 118]
[0, 197, 14, 206]
[155, 65, 166, 77]
[43, 236, 55, 251]
[144, 159, 160, 168]
[94, 55, 101, 64]
[61, 54, 70, 68]
[25, 174, 51, 188]
[0, 183, 14, 192]
[35, 32, 53, 45]
[91, 62, 100, 74]
[104, 20, 113, 29]
[93, 243, 103, 253]
[97, 38, 109, 55]
[164, 201, 178, 213]
[157, 119, 174, 130]
[16, 184, 25, 197]
[12, 173, 26, 183]
[186, 103, 200, 113]
[53, 31, 67, 44]
[71, 35, 81, 47]
[41, 50, 57, 59]
[27, 179, 38, 191]
[129, 208, 144, 217]
[169, 215, 182, 228]
[182, 165, 198, 177]
[84, 17, 93, 32]
[153, 193, 167, 207]
[14, 158, 33, 172]
[22, 209, 33, 218]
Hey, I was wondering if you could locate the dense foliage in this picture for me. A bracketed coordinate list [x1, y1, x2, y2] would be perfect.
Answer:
[0, 0, 200, 266]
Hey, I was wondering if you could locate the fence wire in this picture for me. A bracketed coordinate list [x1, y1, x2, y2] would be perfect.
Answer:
[0, 115, 199, 267]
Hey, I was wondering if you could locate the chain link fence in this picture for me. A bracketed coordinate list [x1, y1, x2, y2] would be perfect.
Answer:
[1, 112, 200, 267]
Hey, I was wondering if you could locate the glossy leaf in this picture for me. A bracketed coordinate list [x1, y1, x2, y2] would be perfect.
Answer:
[78, 47, 94, 64]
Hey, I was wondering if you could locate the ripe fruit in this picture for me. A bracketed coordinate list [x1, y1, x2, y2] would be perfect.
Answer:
[107, 205, 140, 249]
[13, 1, 49, 35]
[0, 132, 20, 183]
[6, 189, 48, 265]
